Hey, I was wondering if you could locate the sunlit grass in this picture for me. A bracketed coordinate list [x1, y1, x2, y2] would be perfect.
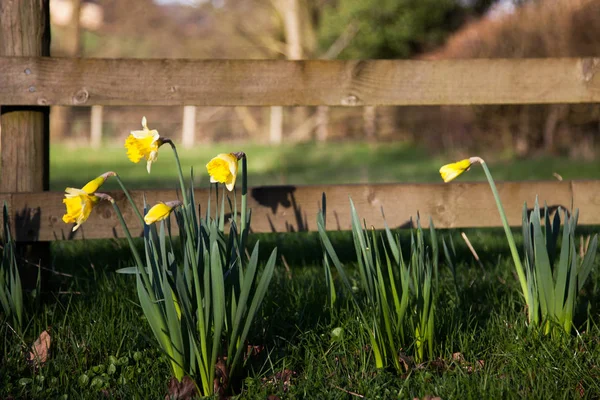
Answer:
[51, 142, 600, 191]
[2, 231, 600, 398]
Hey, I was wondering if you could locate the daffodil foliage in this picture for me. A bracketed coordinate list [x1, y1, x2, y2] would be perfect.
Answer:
[114, 141, 275, 397]
[318, 196, 452, 370]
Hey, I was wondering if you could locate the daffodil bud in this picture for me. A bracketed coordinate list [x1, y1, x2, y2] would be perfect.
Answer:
[144, 200, 182, 225]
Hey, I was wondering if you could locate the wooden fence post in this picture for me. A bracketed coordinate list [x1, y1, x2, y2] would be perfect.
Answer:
[90, 105, 103, 148]
[181, 105, 196, 148]
[0, 0, 51, 281]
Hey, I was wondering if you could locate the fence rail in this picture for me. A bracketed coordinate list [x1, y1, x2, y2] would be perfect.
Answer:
[3, 180, 599, 242]
[1, 57, 600, 106]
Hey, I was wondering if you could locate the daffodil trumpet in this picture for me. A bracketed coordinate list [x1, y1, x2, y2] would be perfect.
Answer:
[62, 172, 116, 232]
[124, 116, 165, 174]
[206, 153, 241, 192]
[439, 156, 530, 318]
[206, 152, 248, 244]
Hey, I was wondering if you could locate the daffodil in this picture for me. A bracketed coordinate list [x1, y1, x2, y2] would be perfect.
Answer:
[125, 116, 163, 173]
[144, 201, 182, 225]
[62, 172, 115, 231]
[439, 158, 478, 182]
[206, 153, 239, 191]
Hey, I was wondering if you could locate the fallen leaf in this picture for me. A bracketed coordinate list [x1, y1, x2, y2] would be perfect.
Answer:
[28, 330, 51, 367]
[165, 376, 196, 400]
[398, 352, 413, 373]
[262, 369, 296, 392]
[213, 358, 229, 399]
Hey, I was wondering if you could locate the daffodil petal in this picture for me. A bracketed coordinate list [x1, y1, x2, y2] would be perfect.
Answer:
[439, 159, 472, 183]
[206, 153, 239, 191]
[144, 202, 178, 225]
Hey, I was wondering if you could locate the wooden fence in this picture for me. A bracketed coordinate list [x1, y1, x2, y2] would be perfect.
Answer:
[2, 2, 600, 242]
[3, 181, 600, 242]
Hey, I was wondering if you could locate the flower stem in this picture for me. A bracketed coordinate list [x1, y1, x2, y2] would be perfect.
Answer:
[165, 140, 188, 206]
[109, 199, 156, 299]
[240, 154, 248, 241]
[478, 159, 530, 311]
[114, 174, 144, 225]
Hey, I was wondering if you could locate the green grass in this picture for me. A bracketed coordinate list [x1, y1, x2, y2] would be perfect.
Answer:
[50, 142, 600, 191]
[2, 228, 600, 398]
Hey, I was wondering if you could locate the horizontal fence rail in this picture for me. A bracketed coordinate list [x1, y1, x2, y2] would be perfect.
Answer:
[1, 57, 600, 106]
[2, 181, 599, 242]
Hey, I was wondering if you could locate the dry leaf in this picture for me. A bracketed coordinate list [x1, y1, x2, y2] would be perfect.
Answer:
[28, 330, 51, 367]
[398, 352, 414, 373]
[452, 352, 465, 363]
[165, 376, 196, 400]
[263, 369, 296, 392]
[213, 358, 229, 399]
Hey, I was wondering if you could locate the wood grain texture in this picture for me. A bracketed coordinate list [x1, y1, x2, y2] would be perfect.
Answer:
[2, 180, 599, 242]
[0, 1, 50, 192]
[1, 57, 600, 106]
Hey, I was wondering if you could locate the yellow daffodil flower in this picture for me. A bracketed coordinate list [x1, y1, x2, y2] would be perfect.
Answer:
[144, 201, 182, 225]
[439, 158, 474, 183]
[62, 172, 115, 231]
[206, 153, 239, 191]
[125, 116, 163, 173]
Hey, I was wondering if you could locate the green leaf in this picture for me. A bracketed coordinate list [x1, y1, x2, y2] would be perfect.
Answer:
[227, 242, 260, 361]
[578, 234, 598, 291]
[230, 247, 276, 373]
[532, 200, 555, 322]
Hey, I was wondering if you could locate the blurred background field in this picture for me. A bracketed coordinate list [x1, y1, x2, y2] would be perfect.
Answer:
[51, 142, 600, 191]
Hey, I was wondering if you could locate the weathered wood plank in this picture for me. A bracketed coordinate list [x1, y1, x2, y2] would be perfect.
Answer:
[2, 181, 599, 242]
[0, 4, 50, 192]
[1, 57, 600, 106]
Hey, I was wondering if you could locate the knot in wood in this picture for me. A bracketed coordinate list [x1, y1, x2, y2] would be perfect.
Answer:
[581, 58, 600, 82]
[73, 89, 90, 104]
[341, 95, 360, 106]
[37, 98, 48, 105]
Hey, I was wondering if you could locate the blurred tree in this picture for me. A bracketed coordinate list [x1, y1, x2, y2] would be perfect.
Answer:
[318, 0, 495, 59]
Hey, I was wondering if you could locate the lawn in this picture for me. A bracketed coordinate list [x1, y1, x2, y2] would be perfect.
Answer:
[50, 142, 600, 191]
[1, 142, 600, 398]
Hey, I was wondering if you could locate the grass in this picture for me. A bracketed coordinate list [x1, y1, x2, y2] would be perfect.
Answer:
[2, 141, 600, 398]
[50, 142, 600, 191]
[2, 230, 600, 398]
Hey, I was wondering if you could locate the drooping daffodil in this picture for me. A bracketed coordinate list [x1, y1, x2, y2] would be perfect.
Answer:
[144, 201, 182, 225]
[125, 116, 164, 173]
[439, 157, 482, 183]
[62, 172, 116, 232]
[206, 153, 242, 191]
